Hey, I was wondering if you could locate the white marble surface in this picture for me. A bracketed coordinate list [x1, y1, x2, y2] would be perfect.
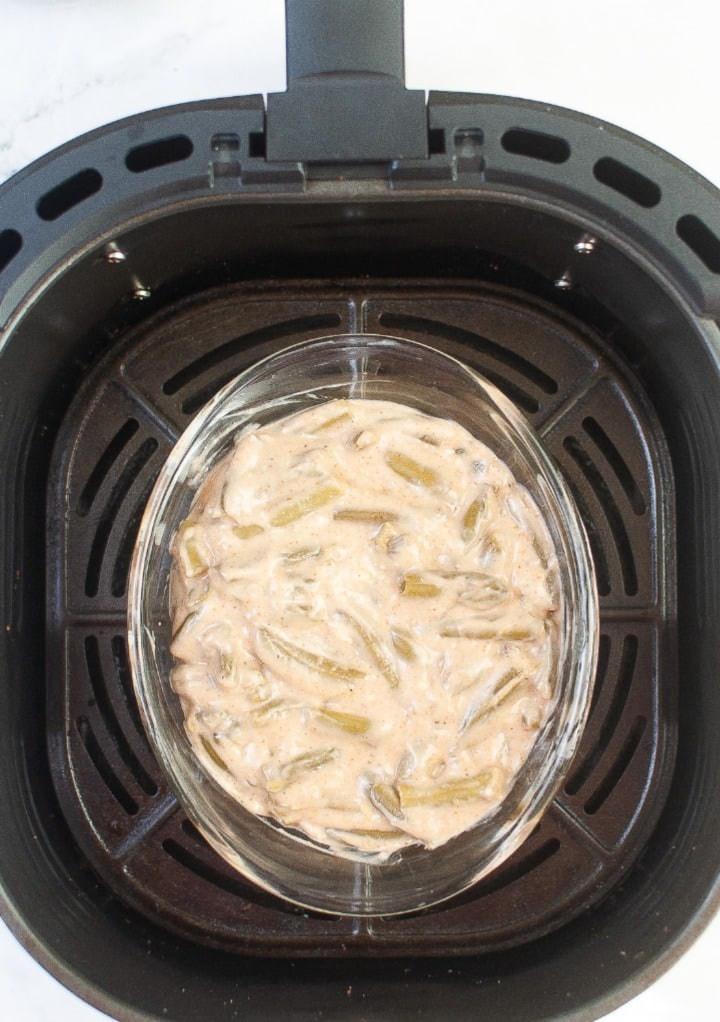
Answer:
[1, 0, 719, 1019]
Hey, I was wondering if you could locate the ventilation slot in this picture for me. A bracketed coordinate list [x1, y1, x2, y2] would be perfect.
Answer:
[84, 436, 159, 597]
[378, 312, 558, 415]
[593, 157, 661, 208]
[76, 716, 139, 815]
[501, 128, 570, 164]
[472, 836, 561, 899]
[676, 214, 720, 274]
[162, 837, 256, 900]
[583, 715, 647, 815]
[589, 633, 612, 714]
[161, 314, 343, 415]
[111, 468, 161, 598]
[110, 636, 147, 740]
[125, 134, 194, 173]
[565, 634, 638, 796]
[0, 228, 22, 273]
[77, 419, 140, 516]
[84, 635, 158, 797]
[36, 168, 103, 221]
[563, 435, 637, 596]
[561, 473, 611, 597]
[582, 416, 647, 515]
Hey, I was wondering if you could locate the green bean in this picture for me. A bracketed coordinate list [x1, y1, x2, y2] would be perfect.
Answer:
[461, 497, 485, 540]
[200, 735, 230, 773]
[282, 546, 323, 563]
[532, 534, 549, 569]
[440, 620, 538, 641]
[340, 612, 400, 688]
[398, 770, 497, 807]
[252, 698, 300, 723]
[328, 827, 408, 852]
[390, 628, 416, 661]
[310, 410, 351, 432]
[374, 522, 401, 552]
[332, 827, 403, 839]
[333, 509, 398, 523]
[446, 572, 509, 607]
[233, 523, 265, 539]
[318, 708, 372, 734]
[384, 451, 439, 489]
[462, 669, 524, 731]
[178, 532, 209, 577]
[400, 573, 441, 599]
[270, 483, 342, 527]
[269, 747, 339, 790]
[369, 781, 406, 821]
[260, 627, 365, 681]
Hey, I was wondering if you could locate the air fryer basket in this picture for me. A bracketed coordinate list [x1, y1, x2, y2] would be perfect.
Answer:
[2, 1, 720, 1018]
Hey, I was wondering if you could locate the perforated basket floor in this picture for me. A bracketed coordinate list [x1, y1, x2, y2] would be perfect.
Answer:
[46, 278, 676, 955]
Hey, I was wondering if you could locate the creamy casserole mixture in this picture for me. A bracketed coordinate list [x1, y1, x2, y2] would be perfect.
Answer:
[169, 399, 559, 859]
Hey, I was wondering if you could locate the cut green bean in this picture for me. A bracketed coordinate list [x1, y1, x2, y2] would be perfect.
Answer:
[462, 669, 525, 730]
[400, 573, 441, 599]
[330, 827, 404, 841]
[532, 534, 550, 569]
[282, 546, 323, 563]
[260, 627, 365, 681]
[310, 410, 351, 432]
[369, 781, 406, 821]
[200, 735, 230, 773]
[178, 532, 210, 577]
[440, 618, 539, 640]
[398, 770, 497, 806]
[461, 497, 485, 540]
[390, 628, 416, 661]
[269, 747, 339, 790]
[340, 612, 400, 688]
[233, 523, 265, 539]
[384, 451, 439, 489]
[318, 708, 372, 734]
[270, 483, 342, 527]
[333, 509, 398, 523]
[252, 698, 301, 723]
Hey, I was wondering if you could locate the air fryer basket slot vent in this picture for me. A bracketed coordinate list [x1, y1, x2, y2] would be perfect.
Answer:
[0, 226, 22, 272]
[46, 280, 675, 956]
[676, 213, 720, 273]
[35, 167, 104, 222]
[592, 156, 662, 209]
[125, 134, 194, 174]
[501, 127, 571, 165]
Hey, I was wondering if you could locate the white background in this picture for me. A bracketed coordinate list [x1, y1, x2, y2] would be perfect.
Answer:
[1, 1, 719, 1019]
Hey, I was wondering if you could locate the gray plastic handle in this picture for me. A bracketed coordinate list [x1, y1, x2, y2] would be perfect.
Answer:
[267, 0, 427, 164]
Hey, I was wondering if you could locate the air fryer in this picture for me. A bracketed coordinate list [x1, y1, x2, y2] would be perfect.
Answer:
[1, 1, 720, 1019]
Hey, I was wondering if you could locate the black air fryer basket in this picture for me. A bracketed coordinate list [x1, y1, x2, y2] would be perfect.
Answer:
[2, 1, 720, 1018]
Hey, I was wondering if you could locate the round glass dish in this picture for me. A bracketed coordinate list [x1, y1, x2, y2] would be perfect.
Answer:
[128, 334, 598, 917]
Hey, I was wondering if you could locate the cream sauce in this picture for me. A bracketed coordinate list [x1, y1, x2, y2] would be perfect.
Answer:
[169, 399, 559, 859]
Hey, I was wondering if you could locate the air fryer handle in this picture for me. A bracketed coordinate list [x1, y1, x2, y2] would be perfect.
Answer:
[266, 0, 428, 164]
[285, 0, 406, 85]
